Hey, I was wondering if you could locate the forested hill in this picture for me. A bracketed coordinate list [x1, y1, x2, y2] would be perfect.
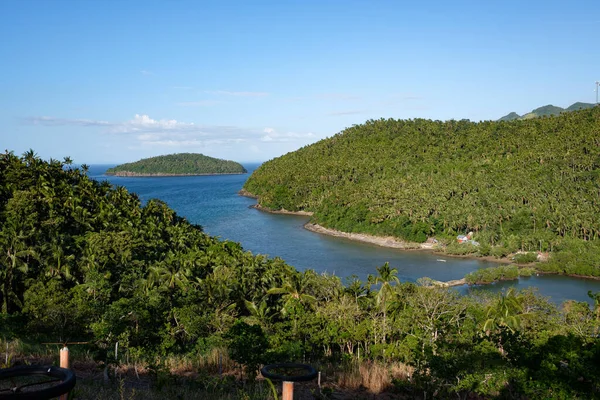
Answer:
[244, 107, 600, 260]
[106, 153, 247, 176]
[498, 102, 596, 121]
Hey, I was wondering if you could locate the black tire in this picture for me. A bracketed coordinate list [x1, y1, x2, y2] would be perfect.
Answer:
[260, 363, 318, 382]
[0, 365, 76, 399]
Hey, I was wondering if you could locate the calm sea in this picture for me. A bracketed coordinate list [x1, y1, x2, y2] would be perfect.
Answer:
[88, 164, 600, 304]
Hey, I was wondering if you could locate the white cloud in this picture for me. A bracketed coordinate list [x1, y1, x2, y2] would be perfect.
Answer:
[140, 70, 155, 76]
[204, 90, 269, 97]
[176, 100, 221, 106]
[261, 128, 315, 142]
[109, 114, 195, 134]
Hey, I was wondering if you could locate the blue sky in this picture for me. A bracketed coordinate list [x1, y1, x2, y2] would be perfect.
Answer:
[1, 0, 599, 164]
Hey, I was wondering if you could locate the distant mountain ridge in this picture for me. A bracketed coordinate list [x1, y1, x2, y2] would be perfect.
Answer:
[499, 102, 596, 121]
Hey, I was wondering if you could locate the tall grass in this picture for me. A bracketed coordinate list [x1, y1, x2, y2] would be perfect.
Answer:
[328, 359, 413, 394]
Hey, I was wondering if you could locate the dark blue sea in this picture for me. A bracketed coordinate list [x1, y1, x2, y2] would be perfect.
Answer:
[87, 164, 600, 305]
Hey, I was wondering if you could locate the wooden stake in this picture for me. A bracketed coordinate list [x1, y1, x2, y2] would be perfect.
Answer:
[59, 347, 69, 400]
[60, 346, 69, 369]
[218, 352, 222, 376]
[282, 381, 294, 400]
[318, 371, 321, 390]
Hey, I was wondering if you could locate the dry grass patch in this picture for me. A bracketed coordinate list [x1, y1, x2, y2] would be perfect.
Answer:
[332, 360, 413, 394]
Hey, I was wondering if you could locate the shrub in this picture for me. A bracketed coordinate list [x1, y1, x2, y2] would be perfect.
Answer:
[445, 242, 479, 255]
[490, 246, 510, 258]
[513, 252, 537, 264]
[225, 320, 269, 380]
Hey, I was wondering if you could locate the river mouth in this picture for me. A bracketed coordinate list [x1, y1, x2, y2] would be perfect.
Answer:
[89, 163, 600, 305]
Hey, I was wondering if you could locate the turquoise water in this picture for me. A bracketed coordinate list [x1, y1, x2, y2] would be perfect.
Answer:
[88, 164, 600, 304]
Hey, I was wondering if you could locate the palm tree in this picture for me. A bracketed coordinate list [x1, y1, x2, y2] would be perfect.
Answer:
[0, 237, 36, 313]
[369, 262, 400, 343]
[587, 291, 600, 334]
[345, 275, 368, 305]
[268, 271, 316, 335]
[43, 239, 75, 282]
[483, 287, 524, 334]
[244, 297, 276, 331]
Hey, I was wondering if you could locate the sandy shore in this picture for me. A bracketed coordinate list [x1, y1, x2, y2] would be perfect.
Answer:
[430, 278, 467, 287]
[304, 223, 435, 250]
[251, 204, 314, 216]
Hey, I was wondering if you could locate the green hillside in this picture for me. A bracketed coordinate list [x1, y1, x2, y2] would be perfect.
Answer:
[530, 104, 565, 117]
[106, 153, 246, 176]
[497, 111, 520, 121]
[244, 108, 600, 275]
[566, 102, 597, 112]
[498, 102, 596, 121]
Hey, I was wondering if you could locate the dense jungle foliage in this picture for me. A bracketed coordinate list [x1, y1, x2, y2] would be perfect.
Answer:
[106, 153, 247, 175]
[1, 151, 600, 398]
[244, 107, 600, 276]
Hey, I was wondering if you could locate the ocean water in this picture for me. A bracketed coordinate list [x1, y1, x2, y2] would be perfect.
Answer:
[88, 164, 600, 304]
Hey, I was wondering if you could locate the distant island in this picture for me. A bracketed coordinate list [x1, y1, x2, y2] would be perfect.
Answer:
[105, 153, 247, 176]
[498, 101, 596, 121]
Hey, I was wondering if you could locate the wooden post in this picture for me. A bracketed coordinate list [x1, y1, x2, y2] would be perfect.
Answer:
[59, 347, 69, 400]
[60, 346, 69, 368]
[282, 381, 294, 400]
[218, 352, 222, 376]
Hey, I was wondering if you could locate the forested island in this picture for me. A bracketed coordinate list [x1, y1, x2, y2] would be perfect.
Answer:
[244, 107, 600, 278]
[105, 153, 247, 176]
[1, 151, 599, 398]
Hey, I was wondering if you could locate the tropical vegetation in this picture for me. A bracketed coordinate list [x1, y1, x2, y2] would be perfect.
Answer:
[1, 151, 600, 398]
[244, 107, 600, 277]
[106, 153, 247, 176]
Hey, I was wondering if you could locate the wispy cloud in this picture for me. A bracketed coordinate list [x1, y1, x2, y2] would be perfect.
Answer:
[24, 114, 316, 148]
[261, 127, 315, 142]
[204, 90, 269, 97]
[326, 110, 365, 116]
[25, 116, 112, 127]
[176, 100, 222, 106]
[283, 93, 361, 103]
[140, 70, 155, 76]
